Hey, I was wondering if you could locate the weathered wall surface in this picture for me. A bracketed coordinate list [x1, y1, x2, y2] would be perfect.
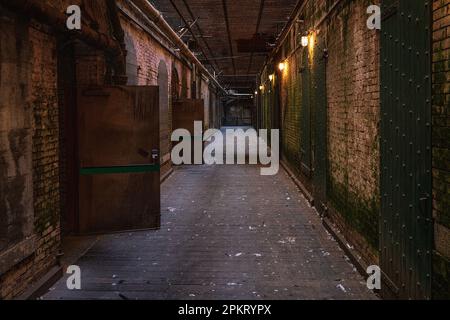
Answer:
[261, 0, 380, 263]
[0, 0, 133, 298]
[260, 0, 450, 298]
[326, 0, 380, 258]
[118, 0, 223, 175]
[279, 43, 302, 179]
[120, 1, 180, 171]
[432, 0, 450, 300]
[1, 0, 223, 299]
[200, 77, 211, 128]
[0, 13, 61, 299]
[0, 0, 113, 298]
[118, 0, 222, 161]
[0, 7, 34, 258]
[0, 0, 122, 299]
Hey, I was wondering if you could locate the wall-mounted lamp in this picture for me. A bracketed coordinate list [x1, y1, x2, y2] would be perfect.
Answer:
[301, 35, 309, 47]
[278, 62, 286, 72]
[269, 74, 274, 81]
[259, 85, 264, 91]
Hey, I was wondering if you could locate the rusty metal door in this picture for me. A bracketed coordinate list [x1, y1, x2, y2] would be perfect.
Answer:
[77, 86, 160, 234]
[380, 0, 432, 299]
[172, 99, 205, 164]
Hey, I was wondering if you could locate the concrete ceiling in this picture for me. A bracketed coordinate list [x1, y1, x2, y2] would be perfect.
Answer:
[150, 0, 299, 93]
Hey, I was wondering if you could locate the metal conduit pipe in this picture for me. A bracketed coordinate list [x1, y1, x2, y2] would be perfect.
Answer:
[132, 0, 227, 95]
[0, 0, 128, 84]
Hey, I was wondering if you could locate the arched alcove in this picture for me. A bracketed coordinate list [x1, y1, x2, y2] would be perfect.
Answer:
[171, 67, 180, 101]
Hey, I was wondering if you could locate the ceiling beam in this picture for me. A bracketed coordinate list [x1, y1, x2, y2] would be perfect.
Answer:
[181, 0, 221, 73]
[221, 0, 237, 77]
[246, 0, 266, 75]
[169, 0, 217, 74]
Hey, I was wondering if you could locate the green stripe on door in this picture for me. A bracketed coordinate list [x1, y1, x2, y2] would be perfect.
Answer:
[80, 164, 160, 175]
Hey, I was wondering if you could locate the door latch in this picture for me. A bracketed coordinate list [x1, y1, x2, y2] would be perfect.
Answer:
[151, 149, 160, 164]
[138, 148, 160, 165]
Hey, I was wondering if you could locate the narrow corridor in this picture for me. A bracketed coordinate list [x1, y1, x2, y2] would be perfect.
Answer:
[44, 155, 375, 300]
[1, 0, 448, 302]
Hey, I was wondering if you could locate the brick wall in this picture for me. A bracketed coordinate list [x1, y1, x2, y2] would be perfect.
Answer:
[200, 78, 211, 128]
[0, 7, 34, 259]
[326, 0, 380, 258]
[119, 0, 196, 175]
[118, 0, 223, 172]
[260, 0, 450, 298]
[261, 0, 380, 263]
[1, 0, 223, 299]
[279, 47, 303, 179]
[0, 0, 115, 299]
[0, 18, 61, 299]
[432, 0, 450, 300]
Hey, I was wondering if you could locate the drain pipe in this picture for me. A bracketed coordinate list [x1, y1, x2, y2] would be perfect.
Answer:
[0, 0, 128, 84]
[132, 0, 227, 95]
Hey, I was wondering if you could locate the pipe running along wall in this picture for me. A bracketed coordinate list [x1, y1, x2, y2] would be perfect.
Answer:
[131, 0, 227, 95]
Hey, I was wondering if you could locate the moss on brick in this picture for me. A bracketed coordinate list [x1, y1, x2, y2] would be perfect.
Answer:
[433, 251, 450, 299]
[328, 178, 380, 249]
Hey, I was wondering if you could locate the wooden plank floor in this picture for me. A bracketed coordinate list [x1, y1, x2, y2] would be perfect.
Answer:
[43, 164, 376, 300]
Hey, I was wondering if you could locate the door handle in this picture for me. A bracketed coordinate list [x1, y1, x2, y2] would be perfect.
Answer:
[151, 149, 160, 164]
[138, 148, 160, 165]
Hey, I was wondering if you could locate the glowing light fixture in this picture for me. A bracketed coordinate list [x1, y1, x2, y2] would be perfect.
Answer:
[301, 35, 309, 47]
[254, 91, 258, 95]
[259, 85, 264, 91]
[278, 62, 286, 72]
[269, 74, 274, 81]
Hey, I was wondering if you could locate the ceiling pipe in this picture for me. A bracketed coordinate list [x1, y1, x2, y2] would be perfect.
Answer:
[221, 0, 237, 79]
[132, 0, 227, 95]
[181, 0, 221, 73]
[246, 0, 266, 75]
[168, 0, 216, 74]
[0, 0, 128, 84]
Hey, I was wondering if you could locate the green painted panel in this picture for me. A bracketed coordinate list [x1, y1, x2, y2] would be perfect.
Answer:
[312, 35, 328, 214]
[80, 164, 160, 176]
[301, 48, 312, 176]
[380, 0, 432, 299]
